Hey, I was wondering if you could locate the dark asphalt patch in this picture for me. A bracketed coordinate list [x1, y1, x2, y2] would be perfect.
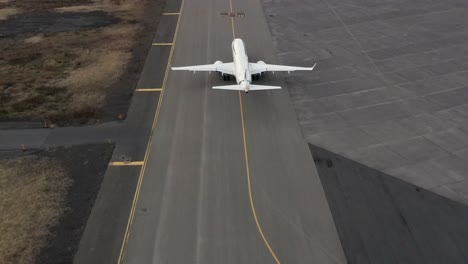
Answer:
[310, 144, 468, 264]
[0, 11, 119, 37]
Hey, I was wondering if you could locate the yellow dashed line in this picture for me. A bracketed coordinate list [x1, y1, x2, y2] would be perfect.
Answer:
[109, 161, 144, 166]
[135, 88, 163, 92]
[229, 0, 235, 40]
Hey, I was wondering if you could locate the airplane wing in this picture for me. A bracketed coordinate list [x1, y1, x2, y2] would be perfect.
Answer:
[171, 62, 234, 75]
[249, 62, 316, 75]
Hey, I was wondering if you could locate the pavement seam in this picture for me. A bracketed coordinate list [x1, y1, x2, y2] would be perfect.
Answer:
[116, 0, 185, 262]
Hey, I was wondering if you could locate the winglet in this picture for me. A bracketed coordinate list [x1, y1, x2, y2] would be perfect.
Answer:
[310, 62, 317, 71]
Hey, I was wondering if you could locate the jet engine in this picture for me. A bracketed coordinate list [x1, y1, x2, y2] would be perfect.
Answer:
[257, 61, 266, 64]
[214, 60, 223, 65]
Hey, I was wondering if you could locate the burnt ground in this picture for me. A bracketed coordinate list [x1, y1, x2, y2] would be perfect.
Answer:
[0, 11, 119, 36]
[0, 144, 114, 264]
[38, 144, 113, 264]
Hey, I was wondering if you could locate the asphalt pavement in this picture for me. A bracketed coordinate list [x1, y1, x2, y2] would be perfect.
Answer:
[118, 0, 346, 263]
[261, 0, 468, 205]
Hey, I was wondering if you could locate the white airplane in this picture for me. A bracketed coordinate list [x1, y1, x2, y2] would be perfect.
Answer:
[171, 38, 316, 93]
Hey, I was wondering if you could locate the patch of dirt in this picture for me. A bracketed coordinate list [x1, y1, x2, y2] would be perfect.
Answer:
[0, 144, 114, 264]
[23, 35, 43, 43]
[0, 0, 165, 126]
[0, 7, 19, 20]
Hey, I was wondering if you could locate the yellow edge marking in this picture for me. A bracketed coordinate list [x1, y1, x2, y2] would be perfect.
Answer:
[135, 88, 163, 92]
[230, 0, 280, 262]
[152, 43, 173, 46]
[117, 0, 185, 263]
[162, 12, 180, 15]
[109, 161, 144, 166]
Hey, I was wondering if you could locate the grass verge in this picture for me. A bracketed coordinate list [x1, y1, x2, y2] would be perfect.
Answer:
[0, 156, 71, 264]
[0, 0, 162, 125]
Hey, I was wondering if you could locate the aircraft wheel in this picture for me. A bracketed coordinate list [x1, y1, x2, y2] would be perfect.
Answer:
[227, 75, 231, 81]
[223, 75, 226, 81]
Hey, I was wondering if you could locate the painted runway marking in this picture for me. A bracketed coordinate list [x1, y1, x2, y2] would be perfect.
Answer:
[229, 0, 281, 262]
[238, 94, 281, 264]
[162, 12, 180, 15]
[219, 11, 246, 17]
[117, 0, 185, 263]
[109, 161, 144, 166]
[135, 88, 163, 92]
[152, 42, 173, 46]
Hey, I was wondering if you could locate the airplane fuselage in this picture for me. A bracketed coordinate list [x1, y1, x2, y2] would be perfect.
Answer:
[232, 38, 252, 92]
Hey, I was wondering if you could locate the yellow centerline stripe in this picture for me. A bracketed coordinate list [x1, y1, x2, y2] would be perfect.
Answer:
[109, 161, 144, 166]
[162, 12, 180, 15]
[229, 0, 235, 39]
[238, 94, 281, 264]
[152, 43, 173, 46]
[229, 0, 281, 262]
[116, 0, 185, 263]
[135, 88, 163, 92]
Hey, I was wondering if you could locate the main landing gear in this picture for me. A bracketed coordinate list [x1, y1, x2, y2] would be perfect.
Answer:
[252, 74, 260, 81]
[223, 74, 231, 81]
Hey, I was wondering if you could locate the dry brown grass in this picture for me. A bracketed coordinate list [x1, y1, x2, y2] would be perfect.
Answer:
[0, 7, 20, 20]
[55, 4, 106, 12]
[0, 0, 144, 124]
[0, 156, 71, 264]
[57, 40, 133, 91]
[23, 35, 43, 44]
[54, 24, 136, 119]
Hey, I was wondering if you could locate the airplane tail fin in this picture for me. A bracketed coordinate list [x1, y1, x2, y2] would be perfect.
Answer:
[212, 84, 282, 91]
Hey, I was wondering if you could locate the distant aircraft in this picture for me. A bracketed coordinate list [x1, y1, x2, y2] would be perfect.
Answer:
[171, 38, 316, 93]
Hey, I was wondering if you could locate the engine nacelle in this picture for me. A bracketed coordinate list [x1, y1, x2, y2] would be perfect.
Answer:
[257, 61, 266, 64]
[214, 60, 223, 65]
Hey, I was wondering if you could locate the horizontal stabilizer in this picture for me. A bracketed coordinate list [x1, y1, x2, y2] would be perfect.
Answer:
[212, 84, 282, 91]
[212, 85, 243, 90]
[250, 84, 282, 90]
